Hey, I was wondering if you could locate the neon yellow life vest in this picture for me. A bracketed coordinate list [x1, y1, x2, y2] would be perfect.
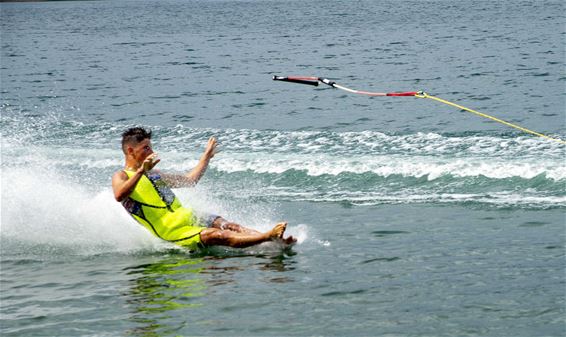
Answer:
[121, 170, 205, 247]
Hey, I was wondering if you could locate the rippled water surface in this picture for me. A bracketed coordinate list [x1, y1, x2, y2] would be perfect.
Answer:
[1, 0, 565, 336]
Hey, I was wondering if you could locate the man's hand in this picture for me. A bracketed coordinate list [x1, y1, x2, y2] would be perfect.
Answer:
[203, 137, 218, 160]
[140, 153, 160, 173]
[161, 137, 218, 188]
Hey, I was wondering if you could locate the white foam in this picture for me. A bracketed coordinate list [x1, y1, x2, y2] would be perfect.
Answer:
[245, 189, 566, 209]
[207, 153, 566, 181]
[3, 123, 563, 182]
[0, 168, 169, 255]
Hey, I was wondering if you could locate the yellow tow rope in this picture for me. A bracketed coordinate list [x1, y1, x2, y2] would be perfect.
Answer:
[415, 91, 566, 145]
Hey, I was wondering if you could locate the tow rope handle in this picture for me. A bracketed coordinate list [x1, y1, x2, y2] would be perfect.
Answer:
[272, 76, 319, 87]
[273, 75, 418, 97]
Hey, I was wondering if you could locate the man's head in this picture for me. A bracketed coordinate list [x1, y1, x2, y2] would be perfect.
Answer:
[121, 127, 153, 159]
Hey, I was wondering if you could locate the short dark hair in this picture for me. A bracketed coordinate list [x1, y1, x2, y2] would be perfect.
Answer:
[121, 127, 152, 153]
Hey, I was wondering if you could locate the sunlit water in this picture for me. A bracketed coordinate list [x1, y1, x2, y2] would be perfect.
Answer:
[1, 0, 564, 336]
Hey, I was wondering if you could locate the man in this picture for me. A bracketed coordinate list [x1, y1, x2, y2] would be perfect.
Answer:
[112, 127, 293, 251]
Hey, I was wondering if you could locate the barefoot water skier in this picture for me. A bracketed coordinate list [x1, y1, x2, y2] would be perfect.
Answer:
[112, 127, 294, 251]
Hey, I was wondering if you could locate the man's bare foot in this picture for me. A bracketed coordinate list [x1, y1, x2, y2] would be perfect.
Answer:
[269, 222, 287, 239]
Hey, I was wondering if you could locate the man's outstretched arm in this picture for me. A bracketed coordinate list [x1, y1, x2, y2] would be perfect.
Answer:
[162, 137, 218, 188]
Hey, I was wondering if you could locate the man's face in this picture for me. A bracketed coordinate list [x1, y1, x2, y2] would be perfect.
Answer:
[129, 138, 154, 162]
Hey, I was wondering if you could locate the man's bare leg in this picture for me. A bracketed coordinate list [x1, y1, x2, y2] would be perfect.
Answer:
[209, 217, 262, 234]
[200, 222, 287, 248]
[209, 217, 297, 244]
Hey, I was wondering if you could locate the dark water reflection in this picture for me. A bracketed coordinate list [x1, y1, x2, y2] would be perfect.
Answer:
[123, 256, 207, 336]
[122, 248, 297, 336]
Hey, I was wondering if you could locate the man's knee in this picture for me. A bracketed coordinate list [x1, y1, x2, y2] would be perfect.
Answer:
[200, 228, 232, 245]
[210, 217, 230, 229]
[211, 218, 243, 232]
